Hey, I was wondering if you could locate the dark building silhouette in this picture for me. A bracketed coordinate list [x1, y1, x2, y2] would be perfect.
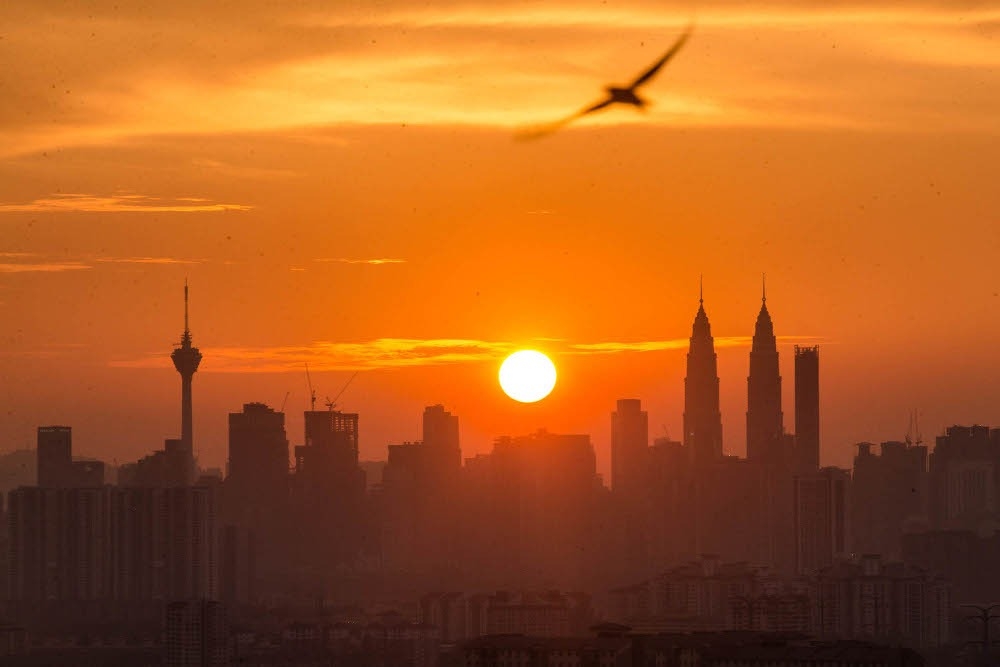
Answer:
[169, 282, 201, 485]
[165, 599, 228, 667]
[291, 409, 366, 565]
[611, 398, 649, 498]
[851, 440, 927, 559]
[684, 285, 723, 466]
[928, 424, 1000, 531]
[794, 346, 820, 471]
[812, 554, 950, 649]
[36, 426, 105, 488]
[7, 485, 219, 611]
[461, 430, 603, 589]
[37, 426, 72, 488]
[380, 406, 464, 578]
[227, 402, 288, 518]
[221, 524, 255, 606]
[746, 285, 784, 463]
[794, 467, 850, 574]
[422, 404, 460, 471]
[118, 438, 191, 487]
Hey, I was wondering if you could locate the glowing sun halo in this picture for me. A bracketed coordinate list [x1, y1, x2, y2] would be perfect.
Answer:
[499, 350, 557, 403]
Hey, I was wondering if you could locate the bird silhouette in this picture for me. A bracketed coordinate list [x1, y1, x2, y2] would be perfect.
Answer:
[517, 25, 693, 139]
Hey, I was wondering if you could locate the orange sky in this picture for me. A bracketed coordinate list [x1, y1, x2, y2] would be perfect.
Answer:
[1, 1, 998, 476]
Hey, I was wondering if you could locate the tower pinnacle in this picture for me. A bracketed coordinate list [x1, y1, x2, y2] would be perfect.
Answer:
[684, 288, 723, 466]
[171, 283, 202, 464]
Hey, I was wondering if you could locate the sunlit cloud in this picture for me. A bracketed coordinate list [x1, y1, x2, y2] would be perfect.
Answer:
[0, 193, 252, 213]
[314, 258, 407, 265]
[2, 1, 998, 157]
[95, 257, 204, 265]
[0, 262, 91, 273]
[569, 335, 820, 354]
[110, 334, 821, 373]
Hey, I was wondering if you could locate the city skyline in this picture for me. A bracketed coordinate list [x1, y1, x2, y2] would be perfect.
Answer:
[0, 279, 994, 480]
[1, 0, 998, 475]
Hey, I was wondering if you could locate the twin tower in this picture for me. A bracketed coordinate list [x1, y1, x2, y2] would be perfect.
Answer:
[684, 281, 819, 469]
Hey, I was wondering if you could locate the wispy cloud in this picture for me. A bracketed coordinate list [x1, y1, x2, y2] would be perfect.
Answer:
[111, 334, 821, 373]
[568, 335, 818, 354]
[0, 262, 91, 273]
[112, 338, 516, 373]
[314, 258, 407, 265]
[0, 193, 252, 213]
[95, 256, 203, 265]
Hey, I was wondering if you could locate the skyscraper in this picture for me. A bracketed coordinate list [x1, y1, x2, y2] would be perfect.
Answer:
[423, 404, 460, 470]
[746, 282, 784, 463]
[793, 467, 850, 574]
[170, 282, 201, 483]
[37, 426, 72, 488]
[611, 399, 648, 498]
[794, 346, 820, 471]
[683, 284, 723, 466]
[227, 402, 289, 510]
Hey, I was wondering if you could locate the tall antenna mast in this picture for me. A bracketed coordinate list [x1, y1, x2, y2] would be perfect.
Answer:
[184, 279, 190, 335]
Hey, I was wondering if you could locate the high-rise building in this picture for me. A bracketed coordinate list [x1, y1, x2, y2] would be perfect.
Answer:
[170, 282, 201, 485]
[927, 424, 1000, 531]
[292, 410, 366, 565]
[851, 440, 927, 559]
[423, 404, 460, 469]
[812, 554, 951, 649]
[37, 426, 72, 488]
[165, 599, 228, 667]
[794, 346, 820, 471]
[227, 402, 288, 511]
[794, 467, 850, 574]
[611, 399, 648, 499]
[8, 485, 219, 605]
[747, 283, 784, 463]
[36, 426, 105, 488]
[683, 284, 723, 466]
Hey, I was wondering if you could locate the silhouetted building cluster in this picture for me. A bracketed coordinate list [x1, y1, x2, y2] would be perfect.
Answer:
[462, 628, 926, 667]
[5, 282, 1000, 665]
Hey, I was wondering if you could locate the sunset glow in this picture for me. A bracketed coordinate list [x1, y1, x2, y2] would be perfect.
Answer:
[0, 0, 997, 475]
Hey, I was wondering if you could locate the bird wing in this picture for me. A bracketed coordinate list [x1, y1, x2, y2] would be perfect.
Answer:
[627, 24, 693, 90]
[514, 96, 616, 140]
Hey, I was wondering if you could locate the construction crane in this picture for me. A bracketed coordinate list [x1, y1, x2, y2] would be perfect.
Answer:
[280, 391, 290, 413]
[305, 363, 317, 412]
[325, 371, 359, 411]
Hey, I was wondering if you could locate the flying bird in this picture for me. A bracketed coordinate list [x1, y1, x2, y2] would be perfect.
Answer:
[517, 25, 693, 139]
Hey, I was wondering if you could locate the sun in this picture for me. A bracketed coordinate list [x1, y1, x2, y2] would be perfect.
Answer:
[499, 350, 557, 403]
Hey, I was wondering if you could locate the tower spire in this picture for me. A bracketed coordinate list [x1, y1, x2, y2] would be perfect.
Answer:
[762, 272, 766, 303]
[699, 274, 704, 305]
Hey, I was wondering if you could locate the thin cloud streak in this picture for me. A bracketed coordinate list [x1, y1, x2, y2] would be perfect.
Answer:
[95, 257, 203, 265]
[315, 258, 407, 265]
[0, 193, 252, 213]
[0, 262, 92, 273]
[111, 335, 821, 373]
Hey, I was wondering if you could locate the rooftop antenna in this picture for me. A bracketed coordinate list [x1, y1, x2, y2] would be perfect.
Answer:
[305, 363, 316, 412]
[914, 409, 923, 445]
